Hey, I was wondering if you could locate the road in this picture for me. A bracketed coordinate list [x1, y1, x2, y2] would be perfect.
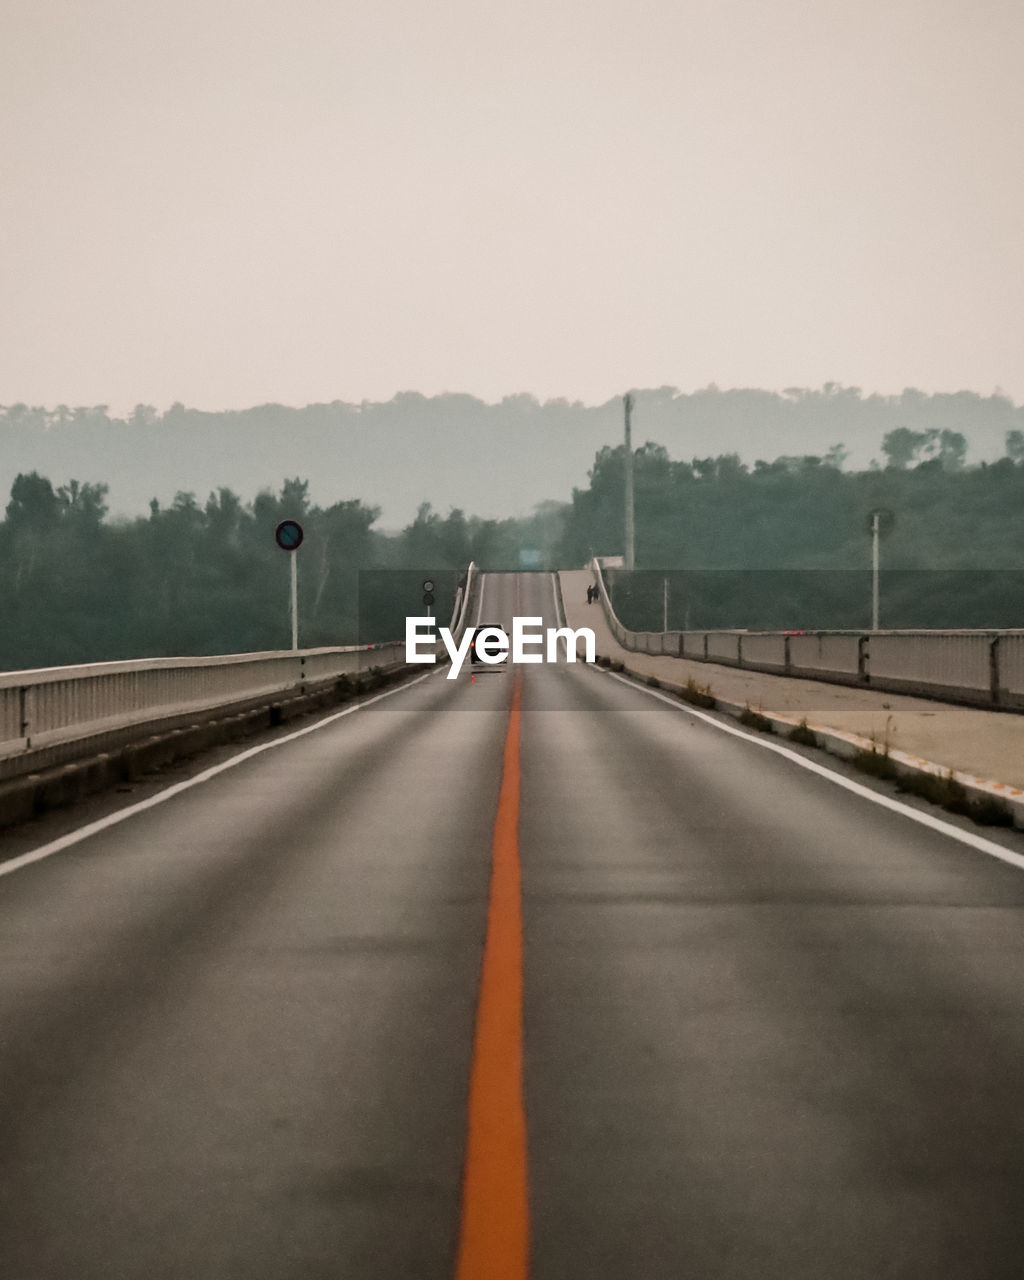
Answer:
[2, 572, 1024, 1279]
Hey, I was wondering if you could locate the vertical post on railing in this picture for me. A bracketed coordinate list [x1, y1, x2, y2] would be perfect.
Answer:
[859, 635, 870, 683]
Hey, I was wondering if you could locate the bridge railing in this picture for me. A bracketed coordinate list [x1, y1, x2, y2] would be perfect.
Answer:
[0, 644, 405, 761]
[450, 562, 477, 640]
[591, 559, 1024, 711]
[0, 562, 478, 772]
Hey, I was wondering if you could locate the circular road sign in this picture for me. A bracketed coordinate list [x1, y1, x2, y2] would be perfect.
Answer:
[422, 579, 435, 593]
[275, 519, 304, 551]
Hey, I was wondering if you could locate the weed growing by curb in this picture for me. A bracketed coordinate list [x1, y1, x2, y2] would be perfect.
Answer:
[679, 677, 716, 709]
[788, 718, 819, 747]
[853, 746, 900, 780]
[964, 797, 1016, 827]
[853, 747, 1013, 827]
[646, 675, 662, 689]
[739, 705, 774, 734]
[895, 770, 1013, 826]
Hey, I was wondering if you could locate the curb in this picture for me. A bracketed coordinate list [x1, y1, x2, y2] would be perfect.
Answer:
[601, 659, 1024, 832]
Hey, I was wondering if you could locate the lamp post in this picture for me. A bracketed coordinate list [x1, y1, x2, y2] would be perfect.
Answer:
[867, 508, 895, 631]
[871, 512, 880, 632]
[624, 392, 635, 571]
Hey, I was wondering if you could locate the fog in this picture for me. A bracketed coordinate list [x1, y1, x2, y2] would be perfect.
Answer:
[2, 386, 1021, 526]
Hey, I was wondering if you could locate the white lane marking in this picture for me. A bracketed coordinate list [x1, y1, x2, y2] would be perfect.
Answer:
[0, 669, 439, 880]
[601, 668, 1024, 873]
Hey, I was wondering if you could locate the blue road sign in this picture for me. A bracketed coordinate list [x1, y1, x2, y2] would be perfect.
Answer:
[275, 520, 304, 551]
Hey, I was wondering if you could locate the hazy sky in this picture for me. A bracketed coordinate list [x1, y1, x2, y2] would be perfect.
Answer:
[2, 0, 1022, 415]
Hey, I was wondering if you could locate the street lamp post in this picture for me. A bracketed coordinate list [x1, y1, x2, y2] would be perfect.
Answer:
[871, 511, 880, 632]
[867, 508, 895, 631]
[624, 393, 635, 571]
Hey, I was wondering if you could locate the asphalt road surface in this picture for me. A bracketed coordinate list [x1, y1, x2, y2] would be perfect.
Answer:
[2, 573, 1024, 1279]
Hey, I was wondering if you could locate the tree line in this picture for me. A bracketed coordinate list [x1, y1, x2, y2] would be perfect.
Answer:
[4, 386, 1022, 534]
[0, 474, 562, 670]
[558, 429, 1024, 630]
[3, 423, 1023, 669]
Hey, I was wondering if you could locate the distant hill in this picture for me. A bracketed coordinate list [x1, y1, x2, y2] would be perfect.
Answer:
[2, 386, 1021, 526]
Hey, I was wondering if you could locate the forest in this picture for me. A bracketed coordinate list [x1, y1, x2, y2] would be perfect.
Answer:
[562, 427, 1024, 631]
[2, 424, 1023, 670]
[0, 473, 560, 669]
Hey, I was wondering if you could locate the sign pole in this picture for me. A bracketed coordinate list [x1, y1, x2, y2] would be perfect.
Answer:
[290, 552, 299, 651]
[274, 520, 305, 652]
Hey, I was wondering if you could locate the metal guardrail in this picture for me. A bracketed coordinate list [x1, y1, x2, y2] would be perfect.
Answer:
[0, 562, 478, 768]
[450, 562, 477, 640]
[0, 644, 405, 760]
[591, 558, 1024, 712]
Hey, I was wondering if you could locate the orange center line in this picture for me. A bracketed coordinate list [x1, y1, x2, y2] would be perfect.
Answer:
[455, 669, 529, 1280]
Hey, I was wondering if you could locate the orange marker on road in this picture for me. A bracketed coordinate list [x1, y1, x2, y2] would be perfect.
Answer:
[455, 671, 529, 1280]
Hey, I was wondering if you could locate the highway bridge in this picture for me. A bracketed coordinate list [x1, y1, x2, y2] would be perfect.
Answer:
[2, 572, 1024, 1279]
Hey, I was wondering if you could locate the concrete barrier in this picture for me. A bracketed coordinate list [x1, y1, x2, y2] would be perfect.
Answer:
[706, 633, 742, 666]
[738, 633, 788, 672]
[999, 635, 1024, 707]
[591, 558, 1024, 714]
[789, 633, 862, 679]
[869, 632, 992, 695]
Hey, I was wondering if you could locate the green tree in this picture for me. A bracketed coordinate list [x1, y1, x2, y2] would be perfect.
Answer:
[6, 471, 60, 529]
[882, 428, 936, 469]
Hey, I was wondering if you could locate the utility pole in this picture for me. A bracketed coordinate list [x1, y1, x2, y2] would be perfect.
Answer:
[871, 510, 880, 632]
[624, 392, 635, 570]
[866, 508, 894, 632]
[663, 576, 668, 632]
